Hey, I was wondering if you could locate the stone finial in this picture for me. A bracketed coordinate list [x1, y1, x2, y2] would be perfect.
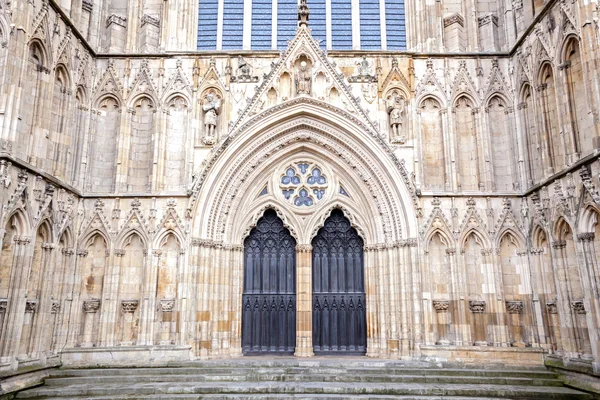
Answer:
[298, 0, 309, 27]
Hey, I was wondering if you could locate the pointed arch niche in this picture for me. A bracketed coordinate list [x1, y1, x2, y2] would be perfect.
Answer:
[188, 99, 418, 359]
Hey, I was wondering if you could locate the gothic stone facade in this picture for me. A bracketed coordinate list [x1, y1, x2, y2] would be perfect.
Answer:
[1, 0, 600, 383]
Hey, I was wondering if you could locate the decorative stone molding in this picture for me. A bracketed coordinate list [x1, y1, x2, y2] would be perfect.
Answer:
[505, 300, 523, 314]
[82, 0, 92, 12]
[445, 249, 456, 255]
[469, 300, 486, 313]
[76, 249, 89, 257]
[551, 241, 566, 249]
[0, 299, 7, 312]
[121, 300, 139, 313]
[432, 300, 449, 313]
[114, 249, 125, 257]
[62, 248, 75, 256]
[160, 299, 175, 312]
[546, 301, 558, 314]
[14, 236, 32, 245]
[443, 13, 464, 28]
[41, 242, 55, 250]
[571, 301, 586, 314]
[152, 250, 163, 257]
[83, 299, 101, 313]
[51, 301, 60, 313]
[106, 14, 127, 29]
[25, 301, 38, 313]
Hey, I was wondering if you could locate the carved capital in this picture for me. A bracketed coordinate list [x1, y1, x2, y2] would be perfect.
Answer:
[0, 299, 7, 312]
[152, 249, 163, 257]
[445, 248, 456, 255]
[505, 300, 523, 314]
[114, 249, 125, 257]
[25, 300, 38, 313]
[552, 241, 566, 249]
[577, 232, 595, 242]
[160, 299, 175, 312]
[76, 249, 89, 257]
[546, 300, 558, 314]
[432, 300, 450, 313]
[51, 301, 60, 313]
[83, 299, 101, 313]
[469, 300, 486, 313]
[62, 248, 75, 256]
[571, 300, 586, 314]
[296, 244, 312, 253]
[121, 300, 139, 313]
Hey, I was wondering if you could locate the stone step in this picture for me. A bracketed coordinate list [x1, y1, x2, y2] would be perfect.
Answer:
[26, 396, 546, 400]
[43, 373, 564, 387]
[15, 381, 592, 399]
[50, 366, 559, 379]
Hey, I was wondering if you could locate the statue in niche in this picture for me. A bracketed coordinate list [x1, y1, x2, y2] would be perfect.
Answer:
[387, 92, 406, 143]
[295, 61, 311, 95]
[348, 56, 377, 83]
[202, 93, 221, 145]
[358, 56, 371, 76]
[231, 56, 258, 83]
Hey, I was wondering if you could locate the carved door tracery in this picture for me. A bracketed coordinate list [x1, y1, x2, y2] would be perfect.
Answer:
[312, 209, 366, 354]
[242, 209, 296, 354]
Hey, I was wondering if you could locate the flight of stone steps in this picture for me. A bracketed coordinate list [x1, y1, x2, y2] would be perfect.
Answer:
[15, 357, 593, 399]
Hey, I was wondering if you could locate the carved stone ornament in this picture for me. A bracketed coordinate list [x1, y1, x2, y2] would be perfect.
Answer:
[546, 301, 558, 314]
[468, 300, 486, 313]
[121, 300, 139, 313]
[571, 300, 586, 314]
[202, 92, 221, 144]
[51, 301, 61, 314]
[25, 300, 38, 313]
[386, 90, 406, 144]
[0, 299, 7, 312]
[160, 299, 175, 312]
[348, 56, 377, 83]
[432, 300, 449, 313]
[505, 300, 523, 314]
[295, 61, 312, 95]
[83, 299, 101, 313]
[231, 56, 258, 83]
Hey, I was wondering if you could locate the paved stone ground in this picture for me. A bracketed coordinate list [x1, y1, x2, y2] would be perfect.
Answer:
[14, 357, 593, 399]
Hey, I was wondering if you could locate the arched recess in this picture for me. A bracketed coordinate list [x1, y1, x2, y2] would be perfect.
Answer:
[554, 218, 592, 358]
[531, 225, 559, 351]
[418, 96, 446, 191]
[50, 65, 71, 179]
[127, 95, 155, 192]
[72, 86, 88, 184]
[537, 63, 560, 171]
[486, 95, 514, 191]
[425, 230, 453, 345]
[454, 95, 480, 191]
[519, 83, 541, 183]
[561, 37, 592, 157]
[188, 98, 418, 358]
[89, 95, 120, 193]
[16, 40, 48, 160]
[160, 95, 189, 191]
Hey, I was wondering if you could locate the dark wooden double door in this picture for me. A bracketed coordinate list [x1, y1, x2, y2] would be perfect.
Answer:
[242, 209, 366, 355]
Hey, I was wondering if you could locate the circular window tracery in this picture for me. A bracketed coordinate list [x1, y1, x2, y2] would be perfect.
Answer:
[279, 162, 328, 207]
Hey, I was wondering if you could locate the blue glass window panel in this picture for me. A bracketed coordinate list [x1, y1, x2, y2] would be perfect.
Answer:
[277, 0, 297, 48]
[223, 0, 244, 49]
[197, 0, 218, 50]
[252, 0, 272, 50]
[331, 0, 352, 50]
[360, 0, 381, 49]
[294, 188, 314, 206]
[385, 0, 406, 50]
[309, 0, 326, 47]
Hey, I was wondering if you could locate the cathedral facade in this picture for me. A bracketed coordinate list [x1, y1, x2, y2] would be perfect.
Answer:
[1, 0, 600, 390]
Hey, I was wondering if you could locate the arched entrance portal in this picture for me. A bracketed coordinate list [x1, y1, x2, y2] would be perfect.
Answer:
[242, 209, 297, 354]
[312, 209, 366, 354]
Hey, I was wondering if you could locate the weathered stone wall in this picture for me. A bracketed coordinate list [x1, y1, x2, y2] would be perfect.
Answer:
[0, 0, 599, 383]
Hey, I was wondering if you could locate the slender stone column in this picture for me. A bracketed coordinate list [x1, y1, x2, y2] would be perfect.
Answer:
[81, 299, 101, 347]
[294, 244, 313, 357]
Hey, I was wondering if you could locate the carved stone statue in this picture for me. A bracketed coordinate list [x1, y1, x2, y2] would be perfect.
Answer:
[203, 93, 221, 143]
[358, 56, 371, 76]
[387, 94, 405, 142]
[295, 61, 311, 95]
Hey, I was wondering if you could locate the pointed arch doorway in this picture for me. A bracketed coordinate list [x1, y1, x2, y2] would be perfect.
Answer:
[312, 209, 366, 354]
[242, 209, 297, 355]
